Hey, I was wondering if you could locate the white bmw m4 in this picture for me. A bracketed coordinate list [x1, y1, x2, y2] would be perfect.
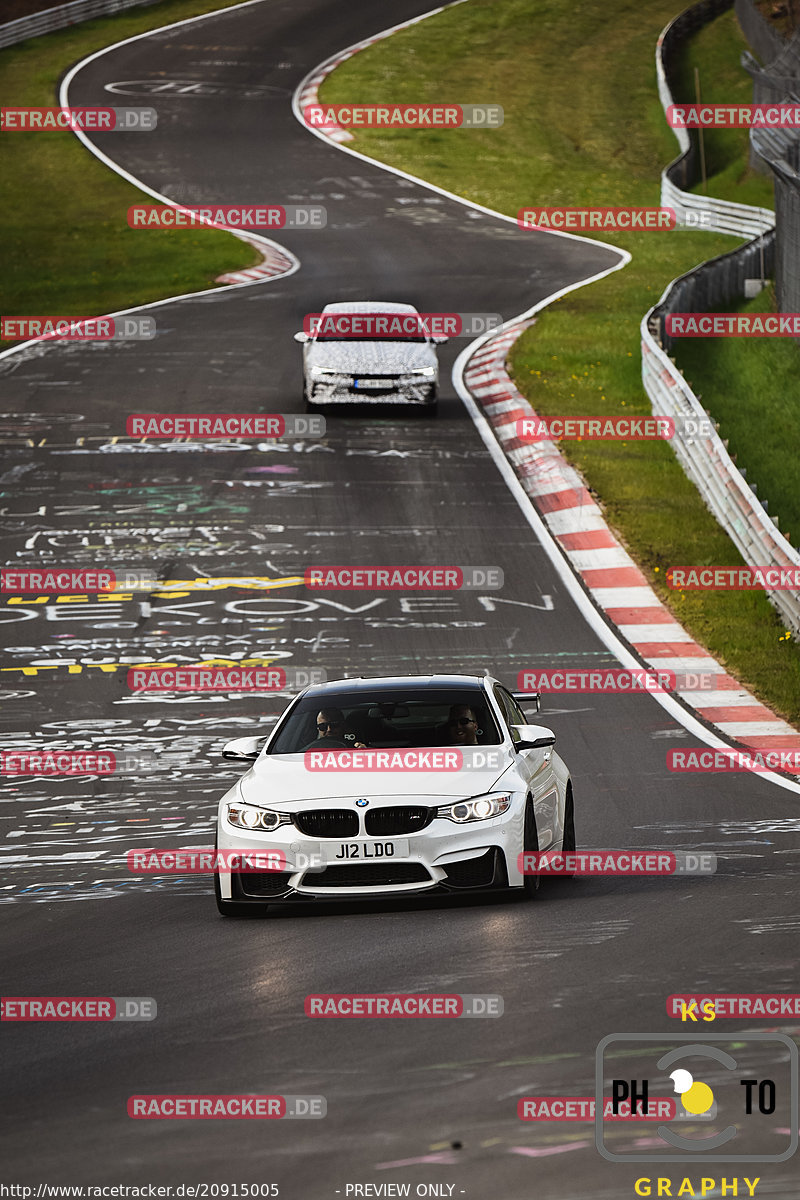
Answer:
[214, 674, 575, 915]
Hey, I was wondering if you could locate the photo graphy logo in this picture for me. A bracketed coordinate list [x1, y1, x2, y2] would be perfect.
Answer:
[595, 1033, 798, 1162]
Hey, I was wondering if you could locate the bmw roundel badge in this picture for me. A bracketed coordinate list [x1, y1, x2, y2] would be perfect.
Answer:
[355, 798, 369, 807]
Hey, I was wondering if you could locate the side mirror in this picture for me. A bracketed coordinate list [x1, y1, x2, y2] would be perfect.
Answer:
[221, 736, 262, 762]
[433, 335, 449, 345]
[293, 331, 310, 343]
[511, 724, 556, 750]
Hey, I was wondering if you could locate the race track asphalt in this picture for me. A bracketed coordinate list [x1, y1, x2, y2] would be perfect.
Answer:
[1, 1, 798, 1195]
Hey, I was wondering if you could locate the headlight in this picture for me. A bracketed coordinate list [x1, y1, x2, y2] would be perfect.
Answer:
[225, 803, 292, 831]
[408, 366, 436, 377]
[309, 366, 340, 377]
[435, 794, 513, 823]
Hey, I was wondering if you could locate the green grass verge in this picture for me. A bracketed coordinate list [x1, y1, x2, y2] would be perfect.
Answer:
[675, 283, 800, 544]
[0, 0, 262, 345]
[319, 0, 800, 724]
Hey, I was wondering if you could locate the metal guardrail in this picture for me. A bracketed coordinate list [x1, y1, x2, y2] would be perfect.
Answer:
[654, 230, 775, 352]
[0, 0, 164, 49]
[657, 0, 775, 235]
[643, 2, 800, 636]
[641, 315, 800, 635]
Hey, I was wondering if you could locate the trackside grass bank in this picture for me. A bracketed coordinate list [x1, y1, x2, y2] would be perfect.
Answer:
[0, 0, 261, 346]
[318, 0, 800, 724]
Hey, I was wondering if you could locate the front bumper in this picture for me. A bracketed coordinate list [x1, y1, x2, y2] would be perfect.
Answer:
[307, 377, 437, 406]
[230, 848, 508, 902]
[216, 807, 521, 903]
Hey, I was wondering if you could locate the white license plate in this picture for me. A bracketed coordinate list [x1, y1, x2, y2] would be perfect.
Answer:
[323, 839, 409, 863]
[353, 378, 388, 389]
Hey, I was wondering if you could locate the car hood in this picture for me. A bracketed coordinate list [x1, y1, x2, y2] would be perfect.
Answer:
[305, 340, 437, 374]
[237, 749, 514, 806]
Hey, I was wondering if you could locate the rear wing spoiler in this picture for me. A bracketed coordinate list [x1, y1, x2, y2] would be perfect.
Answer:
[513, 691, 541, 714]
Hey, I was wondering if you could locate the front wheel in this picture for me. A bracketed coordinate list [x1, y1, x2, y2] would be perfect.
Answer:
[522, 798, 540, 898]
[562, 784, 576, 853]
[558, 785, 577, 878]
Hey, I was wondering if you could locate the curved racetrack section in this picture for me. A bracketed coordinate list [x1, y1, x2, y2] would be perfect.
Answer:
[1, 0, 798, 1194]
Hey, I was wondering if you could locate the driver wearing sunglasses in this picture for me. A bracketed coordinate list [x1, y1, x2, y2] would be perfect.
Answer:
[446, 704, 481, 746]
[300, 707, 366, 751]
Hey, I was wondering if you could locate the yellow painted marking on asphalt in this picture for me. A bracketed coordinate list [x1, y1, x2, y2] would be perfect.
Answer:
[4, 657, 288, 675]
[3, 576, 304, 601]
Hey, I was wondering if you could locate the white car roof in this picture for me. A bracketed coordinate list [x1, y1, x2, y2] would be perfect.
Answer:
[320, 301, 421, 315]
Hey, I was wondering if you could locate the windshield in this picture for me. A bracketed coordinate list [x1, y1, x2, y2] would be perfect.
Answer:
[312, 335, 430, 344]
[268, 688, 503, 754]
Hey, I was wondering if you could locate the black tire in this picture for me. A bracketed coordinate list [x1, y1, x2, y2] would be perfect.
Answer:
[562, 784, 576, 853]
[522, 797, 540, 898]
